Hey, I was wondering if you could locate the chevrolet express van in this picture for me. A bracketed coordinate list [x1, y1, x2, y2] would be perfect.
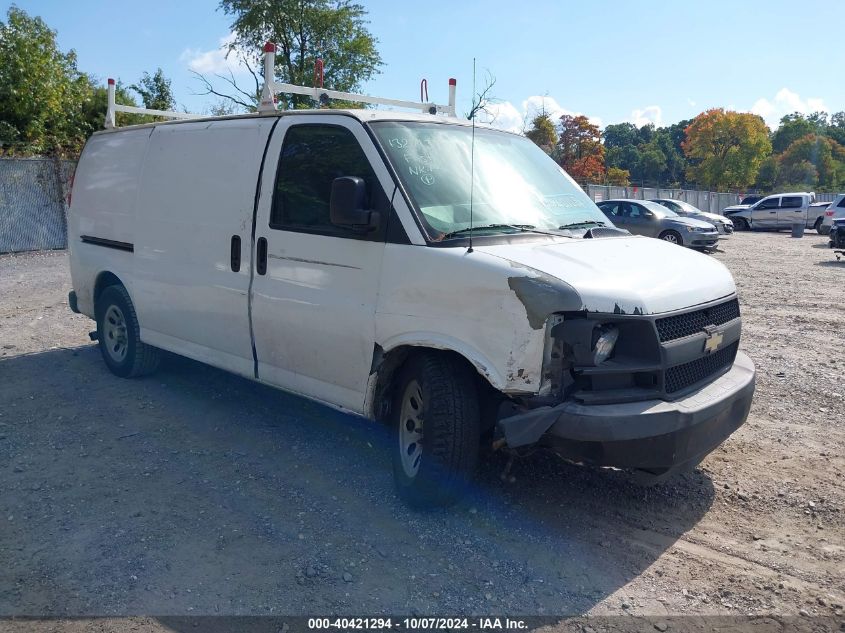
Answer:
[67, 109, 755, 506]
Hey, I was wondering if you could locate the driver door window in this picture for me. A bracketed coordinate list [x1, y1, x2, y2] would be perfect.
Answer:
[269, 124, 383, 238]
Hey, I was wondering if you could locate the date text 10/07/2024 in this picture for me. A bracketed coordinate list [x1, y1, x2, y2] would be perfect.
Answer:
[307, 618, 529, 630]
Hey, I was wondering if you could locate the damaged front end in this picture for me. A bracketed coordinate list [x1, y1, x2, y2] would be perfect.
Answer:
[496, 295, 756, 480]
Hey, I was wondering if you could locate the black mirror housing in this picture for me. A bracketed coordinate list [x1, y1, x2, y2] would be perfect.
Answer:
[330, 176, 378, 230]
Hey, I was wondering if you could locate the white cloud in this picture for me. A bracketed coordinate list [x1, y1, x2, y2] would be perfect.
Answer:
[478, 101, 524, 133]
[630, 105, 662, 127]
[750, 88, 829, 128]
[180, 33, 250, 75]
[478, 95, 602, 133]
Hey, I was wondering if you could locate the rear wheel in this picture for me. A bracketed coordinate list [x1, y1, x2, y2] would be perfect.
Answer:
[96, 285, 160, 378]
[659, 230, 683, 245]
[392, 352, 480, 508]
[733, 217, 750, 231]
[814, 217, 823, 232]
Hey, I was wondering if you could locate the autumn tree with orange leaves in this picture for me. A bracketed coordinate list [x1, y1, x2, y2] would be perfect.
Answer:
[556, 114, 605, 182]
[682, 109, 771, 190]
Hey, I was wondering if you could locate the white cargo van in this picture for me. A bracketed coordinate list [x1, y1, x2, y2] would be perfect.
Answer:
[67, 59, 754, 507]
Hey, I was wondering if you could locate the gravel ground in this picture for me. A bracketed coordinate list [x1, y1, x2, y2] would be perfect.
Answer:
[0, 232, 843, 626]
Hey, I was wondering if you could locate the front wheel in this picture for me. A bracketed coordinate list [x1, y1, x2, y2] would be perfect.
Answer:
[733, 217, 750, 231]
[659, 230, 683, 245]
[96, 285, 160, 378]
[392, 352, 480, 508]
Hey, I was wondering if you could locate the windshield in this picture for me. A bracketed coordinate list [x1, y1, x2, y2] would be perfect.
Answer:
[370, 122, 610, 239]
[640, 200, 678, 217]
[670, 200, 704, 215]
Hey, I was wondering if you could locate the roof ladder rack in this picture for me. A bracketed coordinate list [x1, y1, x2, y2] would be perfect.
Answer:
[257, 42, 456, 117]
[104, 79, 201, 129]
[104, 43, 457, 128]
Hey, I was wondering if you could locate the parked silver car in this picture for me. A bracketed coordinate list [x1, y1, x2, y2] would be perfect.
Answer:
[597, 199, 719, 249]
[650, 198, 734, 236]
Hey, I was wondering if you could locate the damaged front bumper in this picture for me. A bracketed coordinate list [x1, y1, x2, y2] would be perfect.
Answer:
[498, 351, 755, 478]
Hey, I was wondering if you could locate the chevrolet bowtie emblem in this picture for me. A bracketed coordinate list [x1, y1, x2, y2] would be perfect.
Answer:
[703, 328, 724, 354]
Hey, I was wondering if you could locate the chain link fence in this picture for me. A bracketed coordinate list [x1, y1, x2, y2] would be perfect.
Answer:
[0, 157, 75, 254]
[584, 184, 837, 212]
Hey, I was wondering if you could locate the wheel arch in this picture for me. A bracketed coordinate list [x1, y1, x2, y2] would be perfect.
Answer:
[93, 270, 126, 307]
[363, 336, 506, 421]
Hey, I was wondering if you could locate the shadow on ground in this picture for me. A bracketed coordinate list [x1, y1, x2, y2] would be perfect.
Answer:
[0, 346, 715, 617]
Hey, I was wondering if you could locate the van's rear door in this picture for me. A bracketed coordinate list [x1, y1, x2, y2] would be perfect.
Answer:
[134, 119, 276, 377]
[250, 115, 395, 412]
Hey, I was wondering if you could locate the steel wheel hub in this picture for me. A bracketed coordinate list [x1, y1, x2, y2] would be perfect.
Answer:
[103, 305, 129, 363]
[399, 379, 424, 478]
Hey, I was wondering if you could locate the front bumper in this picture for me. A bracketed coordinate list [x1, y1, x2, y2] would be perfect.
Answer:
[687, 232, 720, 247]
[499, 351, 755, 476]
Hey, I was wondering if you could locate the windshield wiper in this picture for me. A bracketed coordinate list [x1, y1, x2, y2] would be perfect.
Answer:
[558, 220, 607, 230]
[441, 224, 536, 239]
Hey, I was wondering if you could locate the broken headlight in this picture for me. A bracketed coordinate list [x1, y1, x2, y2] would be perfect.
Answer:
[591, 326, 619, 365]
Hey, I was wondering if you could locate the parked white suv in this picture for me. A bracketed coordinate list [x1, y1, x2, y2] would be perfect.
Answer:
[723, 192, 825, 231]
[67, 110, 755, 506]
[820, 194, 845, 235]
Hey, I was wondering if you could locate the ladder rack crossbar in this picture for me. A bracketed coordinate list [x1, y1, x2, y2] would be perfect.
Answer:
[267, 81, 449, 114]
[112, 104, 201, 120]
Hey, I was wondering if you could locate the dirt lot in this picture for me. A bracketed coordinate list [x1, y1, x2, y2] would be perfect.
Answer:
[1, 232, 844, 625]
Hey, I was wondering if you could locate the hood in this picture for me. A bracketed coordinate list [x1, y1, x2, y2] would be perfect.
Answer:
[667, 216, 717, 229]
[695, 211, 731, 223]
[724, 204, 752, 212]
[477, 235, 736, 315]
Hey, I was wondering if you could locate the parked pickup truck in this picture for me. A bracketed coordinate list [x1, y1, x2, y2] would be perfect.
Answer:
[722, 192, 826, 232]
[67, 108, 756, 507]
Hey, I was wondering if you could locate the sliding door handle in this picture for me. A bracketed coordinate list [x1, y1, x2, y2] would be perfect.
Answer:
[230, 235, 241, 272]
[256, 237, 268, 275]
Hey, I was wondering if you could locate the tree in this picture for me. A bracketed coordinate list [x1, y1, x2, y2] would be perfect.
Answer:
[557, 114, 604, 182]
[637, 146, 667, 184]
[0, 6, 95, 154]
[602, 122, 639, 149]
[777, 134, 845, 190]
[827, 111, 845, 147]
[213, 0, 383, 110]
[605, 166, 630, 186]
[525, 112, 557, 154]
[682, 109, 771, 190]
[130, 68, 175, 111]
[770, 112, 825, 153]
[754, 156, 779, 190]
[466, 71, 497, 121]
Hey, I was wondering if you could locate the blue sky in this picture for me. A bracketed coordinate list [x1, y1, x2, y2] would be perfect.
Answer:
[8, 0, 844, 132]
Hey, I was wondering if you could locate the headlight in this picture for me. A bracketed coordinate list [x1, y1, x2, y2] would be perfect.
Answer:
[686, 226, 712, 232]
[592, 326, 619, 365]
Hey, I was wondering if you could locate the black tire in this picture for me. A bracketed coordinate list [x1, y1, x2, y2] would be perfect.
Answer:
[734, 217, 750, 231]
[814, 217, 823, 232]
[659, 230, 683, 246]
[95, 285, 160, 378]
[391, 352, 480, 508]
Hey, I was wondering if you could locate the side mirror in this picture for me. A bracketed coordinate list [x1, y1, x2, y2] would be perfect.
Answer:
[330, 176, 379, 231]
[642, 210, 654, 219]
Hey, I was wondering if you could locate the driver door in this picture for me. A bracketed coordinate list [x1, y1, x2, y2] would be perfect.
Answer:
[751, 196, 779, 228]
[250, 116, 394, 413]
[626, 203, 658, 237]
